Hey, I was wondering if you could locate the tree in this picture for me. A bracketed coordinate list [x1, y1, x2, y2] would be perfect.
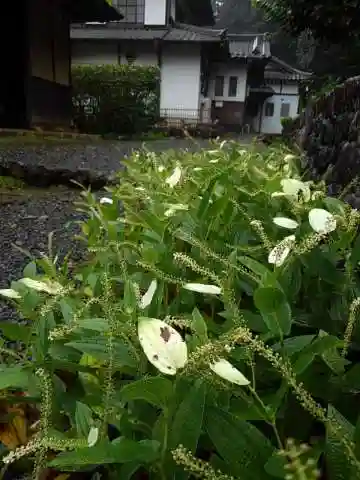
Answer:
[176, 0, 215, 26]
[253, 0, 360, 44]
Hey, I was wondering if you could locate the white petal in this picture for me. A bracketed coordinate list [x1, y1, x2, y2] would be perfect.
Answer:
[273, 217, 299, 229]
[308, 208, 337, 234]
[0, 289, 21, 300]
[281, 178, 311, 202]
[87, 427, 99, 447]
[281, 178, 305, 195]
[268, 235, 295, 267]
[183, 283, 221, 295]
[139, 280, 157, 309]
[138, 318, 188, 375]
[164, 204, 188, 217]
[99, 197, 113, 205]
[210, 359, 250, 386]
[284, 154, 296, 162]
[19, 278, 63, 295]
[165, 166, 182, 188]
[271, 191, 288, 198]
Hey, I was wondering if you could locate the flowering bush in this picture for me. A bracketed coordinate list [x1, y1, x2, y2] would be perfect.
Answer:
[1, 143, 360, 479]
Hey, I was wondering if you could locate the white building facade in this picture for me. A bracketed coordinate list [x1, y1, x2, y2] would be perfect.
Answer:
[71, 0, 310, 134]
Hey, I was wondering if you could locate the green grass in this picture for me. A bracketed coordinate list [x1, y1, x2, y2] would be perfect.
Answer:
[0, 175, 26, 190]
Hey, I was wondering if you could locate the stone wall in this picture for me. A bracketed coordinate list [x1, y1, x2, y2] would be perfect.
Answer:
[299, 75, 360, 208]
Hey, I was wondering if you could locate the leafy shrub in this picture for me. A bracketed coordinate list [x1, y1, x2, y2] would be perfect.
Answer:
[1, 144, 360, 479]
[72, 64, 160, 136]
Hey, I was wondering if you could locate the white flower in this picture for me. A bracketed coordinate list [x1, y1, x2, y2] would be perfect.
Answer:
[99, 197, 113, 205]
[284, 154, 296, 162]
[158, 165, 165, 172]
[280, 178, 311, 202]
[183, 283, 221, 295]
[138, 318, 187, 375]
[139, 280, 157, 309]
[273, 217, 299, 229]
[308, 208, 337, 234]
[165, 166, 182, 188]
[164, 204, 188, 217]
[210, 359, 250, 386]
[19, 278, 64, 295]
[268, 235, 296, 267]
[0, 289, 21, 300]
[87, 427, 99, 447]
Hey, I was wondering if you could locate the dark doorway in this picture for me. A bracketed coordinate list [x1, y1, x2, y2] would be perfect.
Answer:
[0, 0, 28, 128]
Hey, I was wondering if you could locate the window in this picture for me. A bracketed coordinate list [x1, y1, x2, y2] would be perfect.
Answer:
[215, 76, 224, 97]
[280, 102, 291, 117]
[228, 76, 238, 97]
[114, 0, 145, 23]
[125, 51, 137, 64]
[265, 102, 274, 117]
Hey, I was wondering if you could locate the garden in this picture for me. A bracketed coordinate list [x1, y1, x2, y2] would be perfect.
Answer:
[0, 139, 359, 480]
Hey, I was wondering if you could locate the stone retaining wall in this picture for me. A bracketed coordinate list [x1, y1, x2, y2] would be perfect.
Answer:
[300, 75, 360, 207]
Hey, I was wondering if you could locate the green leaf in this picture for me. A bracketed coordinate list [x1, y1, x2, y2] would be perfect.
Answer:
[65, 338, 136, 369]
[264, 451, 287, 478]
[205, 407, 273, 479]
[272, 335, 315, 356]
[120, 376, 173, 409]
[326, 405, 354, 480]
[294, 334, 343, 374]
[238, 256, 270, 280]
[168, 380, 206, 480]
[23, 261, 37, 278]
[115, 461, 143, 480]
[254, 286, 292, 336]
[191, 308, 208, 342]
[75, 401, 93, 437]
[48, 439, 160, 470]
[0, 366, 32, 390]
[169, 379, 206, 451]
[76, 318, 110, 332]
[0, 322, 32, 343]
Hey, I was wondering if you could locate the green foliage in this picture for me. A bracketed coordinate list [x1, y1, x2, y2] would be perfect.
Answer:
[72, 64, 160, 136]
[254, 0, 360, 44]
[2, 142, 360, 479]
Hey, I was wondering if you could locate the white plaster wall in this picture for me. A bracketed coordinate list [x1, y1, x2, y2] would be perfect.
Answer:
[72, 41, 118, 65]
[160, 44, 202, 120]
[72, 41, 158, 67]
[208, 63, 248, 102]
[145, 0, 167, 25]
[259, 83, 300, 134]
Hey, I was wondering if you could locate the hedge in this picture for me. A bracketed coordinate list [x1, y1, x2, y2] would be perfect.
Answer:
[72, 64, 160, 136]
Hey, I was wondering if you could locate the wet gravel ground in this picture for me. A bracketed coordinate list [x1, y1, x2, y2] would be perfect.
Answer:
[0, 139, 217, 178]
[0, 136, 254, 322]
[0, 187, 88, 322]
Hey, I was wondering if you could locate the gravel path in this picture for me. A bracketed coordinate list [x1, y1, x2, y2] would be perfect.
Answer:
[0, 188, 87, 321]
[0, 136, 253, 180]
[0, 136, 254, 322]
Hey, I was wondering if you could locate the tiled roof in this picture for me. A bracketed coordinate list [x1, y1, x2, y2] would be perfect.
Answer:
[71, 23, 167, 40]
[228, 33, 271, 58]
[265, 56, 311, 80]
[71, 22, 226, 42]
[163, 23, 226, 42]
